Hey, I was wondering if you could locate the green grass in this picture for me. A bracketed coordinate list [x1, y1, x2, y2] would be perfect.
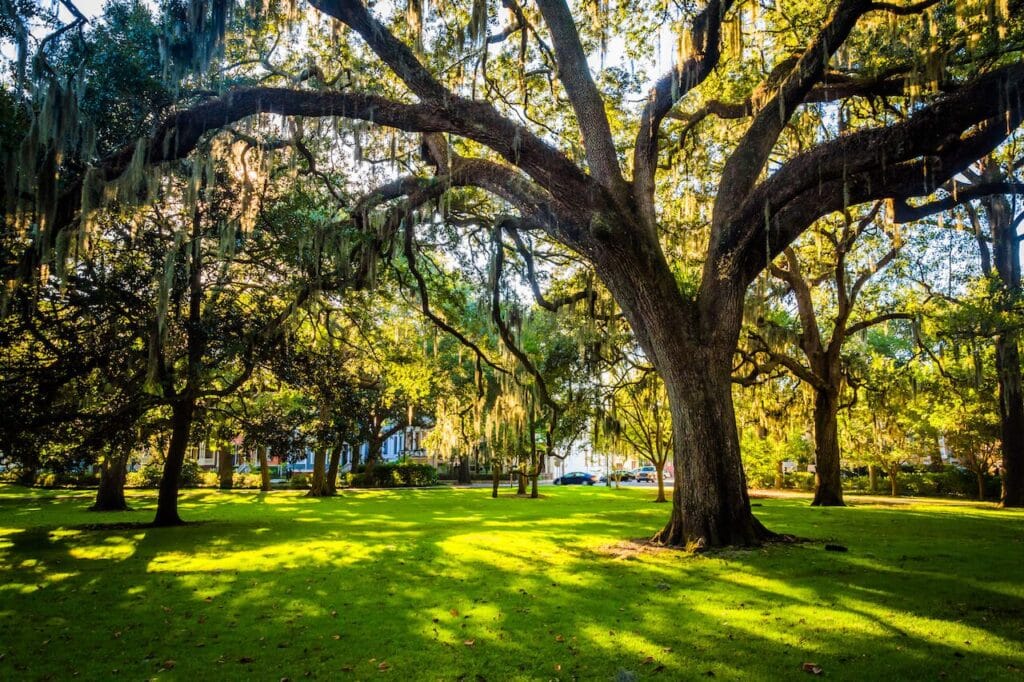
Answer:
[1, 485, 1022, 681]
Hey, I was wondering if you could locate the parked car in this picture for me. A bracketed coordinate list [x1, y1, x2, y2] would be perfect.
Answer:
[553, 471, 598, 485]
[599, 470, 635, 483]
[633, 466, 658, 483]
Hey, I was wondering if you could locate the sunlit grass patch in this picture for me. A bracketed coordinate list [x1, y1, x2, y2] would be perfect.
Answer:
[0, 484, 1021, 680]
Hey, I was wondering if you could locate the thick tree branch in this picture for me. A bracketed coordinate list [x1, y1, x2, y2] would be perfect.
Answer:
[633, 0, 733, 230]
[721, 60, 1024, 288]
[714, 0, 871, 230]
[845, 312, 915, 337]
[534, 0, 626, 201]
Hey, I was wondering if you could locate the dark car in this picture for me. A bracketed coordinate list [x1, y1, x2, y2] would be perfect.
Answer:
[553, 471, 597, 485]
[599, 470, 635, 483]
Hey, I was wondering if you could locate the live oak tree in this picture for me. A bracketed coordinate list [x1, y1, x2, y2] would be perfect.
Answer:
[742, 206, 910, 506]
[6, 0, 1024, 545]
[898, 155, 1024, 506]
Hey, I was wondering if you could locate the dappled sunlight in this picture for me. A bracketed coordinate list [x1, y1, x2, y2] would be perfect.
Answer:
[147, 538, 383, 573]
[1, 485, 1022, 680]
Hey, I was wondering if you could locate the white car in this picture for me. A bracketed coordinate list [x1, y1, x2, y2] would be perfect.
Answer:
[634, 466, 658, 482]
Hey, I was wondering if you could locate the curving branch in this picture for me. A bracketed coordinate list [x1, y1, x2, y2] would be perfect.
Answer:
[633, 0, 734, 230]
[721, 60, 1024, 288]
[533, 0, 625, 201]
[714, 0, 872, 230]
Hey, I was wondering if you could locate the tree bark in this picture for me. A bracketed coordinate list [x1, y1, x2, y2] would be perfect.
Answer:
[91, 445, 130, 512]
[217, 447, 233, 490]
[655, 463, 666, 503]
[994, 332, 1024, 506]
[153, 398, 195, 526]
[976, 469, 986, 501]
[307, 447, 330, 496]
[457, 453, 471, 484]
[491, 463, 501, 499]
[774, 460, 784, 490]
[517, 468, 527, 495]
[327, 447, 342, 495]
[982, 172, 1024, 507]
[868, 464, 878, 493]
[811, 388, 845, 506]
[888, 466, 900, 497]
[649, 346, 771, 548]
[593, 241, 769, 549]
[258, 447, 271, 492]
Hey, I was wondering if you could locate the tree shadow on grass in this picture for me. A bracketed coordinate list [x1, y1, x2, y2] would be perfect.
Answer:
[0, 487, 1021, 680]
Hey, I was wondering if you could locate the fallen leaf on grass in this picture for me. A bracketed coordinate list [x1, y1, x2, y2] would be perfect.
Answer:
[450, 609, 459, 617]
[378, 661, 391, 671]
[160, 660, 176, 670]
[464, 640, 476, 647]
[641, 656, 656, 665]
[801, 662, 823, 675]
[554, 635, 565, 643]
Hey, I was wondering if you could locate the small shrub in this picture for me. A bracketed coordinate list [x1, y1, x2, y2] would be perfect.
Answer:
[288, 473, 311, 490]
[347, 463, 438, 488]
[788, 472, 815, 491]
[199, 471, 219, 487]
[233, 473, 263, 489]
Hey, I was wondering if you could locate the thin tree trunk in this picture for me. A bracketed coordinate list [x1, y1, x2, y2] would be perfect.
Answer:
[774, 460, 784, 490]
[868, 464, 878, 493]
[258, 448, 271, 492]
[517, 468, 527, 495]
[889, 466, 900, 497]
[995, 332, 1024, 507]
[153, 398, 195, 526]
[983, 174, 1024, 508]
[307, 447, 329, 496]
[327, 447, 341, 495]
[218, 447, 233, 490]
[491, 463, 501, 499]
[811, 389, 845, 506]
[91, 445, 130, 511]
[655, 463, 666, 503]
[976, 470, 986, 501]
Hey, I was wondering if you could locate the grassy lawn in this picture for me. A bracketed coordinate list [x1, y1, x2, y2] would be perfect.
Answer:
[1, 485, 1022, 681]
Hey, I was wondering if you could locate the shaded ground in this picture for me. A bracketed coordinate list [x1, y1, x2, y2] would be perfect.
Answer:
[0, 485, 1021, 680]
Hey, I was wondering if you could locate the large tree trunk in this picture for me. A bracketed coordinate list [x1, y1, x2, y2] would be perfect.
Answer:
[811, 389, 845, 506]
[593, 239, 769, 549]
[888, 465, 900, 497]
[868, 464, 878, 493]
[91, 445, 130, 512]
[517, 468, 527, 495]
[774, 460, 784, 490]
[976, 469, 986, 501]
[650, 348, 771, 548]
[995, 332, 1024, 507]
[307, 447, 330, 497]
[457, 453, 471, 484]
[217, 447, 233, 490]
[153, 398, 195, 526]
[327, 448, 341, 495]
[258, 448, 271, 492]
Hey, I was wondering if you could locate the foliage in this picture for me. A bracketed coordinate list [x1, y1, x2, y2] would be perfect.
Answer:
[347, 463, 438, 488]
